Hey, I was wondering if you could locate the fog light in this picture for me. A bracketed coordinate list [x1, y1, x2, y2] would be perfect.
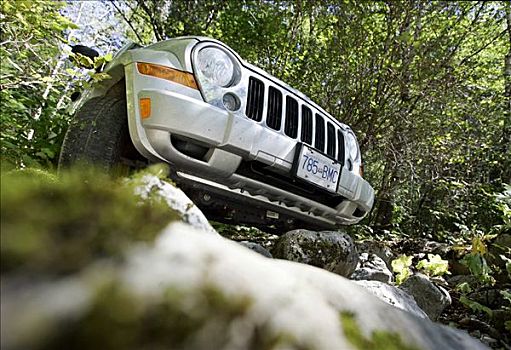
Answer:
[222, 93, 240, 111]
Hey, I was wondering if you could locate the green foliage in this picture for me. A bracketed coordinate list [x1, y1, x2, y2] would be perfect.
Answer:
[494, 185, 511, 232]
[391, 255, 413, 285]
[340, 312, 419, 350]
[416, 254, 450, 277]
[211, 222, 269, 239]
[69, 52, 114, 84]
[455, 282, 473, 294]
[459, 295, 493, 318]
[0, 1, 78, 168]
[392, 253, 450, 284]
[460, 233, 496, 286]
[0, 166, 178, 276]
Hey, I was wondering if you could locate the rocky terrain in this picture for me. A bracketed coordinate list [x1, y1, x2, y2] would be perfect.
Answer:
[1, 168, 509, 350]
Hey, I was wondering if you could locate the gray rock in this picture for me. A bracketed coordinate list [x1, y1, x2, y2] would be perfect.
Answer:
[238, 241, 273, 258]
[356, 240, 395, 269]
[400, 273, 452, 321]
[1, 223, 489, 350]
[132, 175, 218, 235]
[350, 253, 393, 283]
[354, 280, 429, 319]
[272, 229, 358, 277]
[480, 336, 498, 347]
[424, 241, 451, 256]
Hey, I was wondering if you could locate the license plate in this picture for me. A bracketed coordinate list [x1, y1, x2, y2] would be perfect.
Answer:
[295, 144, 341, 192]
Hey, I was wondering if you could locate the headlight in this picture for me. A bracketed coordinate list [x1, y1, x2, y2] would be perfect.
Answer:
[196, 47, 234, 87]
[346, 132, 359, 161]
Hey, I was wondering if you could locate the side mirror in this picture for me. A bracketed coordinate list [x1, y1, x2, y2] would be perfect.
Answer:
[70, 45, 100, 70]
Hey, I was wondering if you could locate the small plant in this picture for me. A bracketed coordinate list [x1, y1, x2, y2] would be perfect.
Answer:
[392, 254, 450, 285]
[455, 282, 494, 321]
[454, 282, 472, 294]
[460, 233, 496, 286]
[391, 255, 413, 285]
[416, 254, 450, 277]
[494, 184, 511, 232]
[459, 295, 493, 318]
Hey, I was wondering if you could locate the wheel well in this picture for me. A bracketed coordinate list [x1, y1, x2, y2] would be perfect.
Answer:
[106, 81, 126, 98]
[108, 78, 149, 168]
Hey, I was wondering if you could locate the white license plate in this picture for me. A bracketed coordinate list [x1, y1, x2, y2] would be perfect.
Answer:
[295, 144, 341, 192]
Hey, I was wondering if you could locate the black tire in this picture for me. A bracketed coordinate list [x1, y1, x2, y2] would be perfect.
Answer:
[58, 84, 136, 172]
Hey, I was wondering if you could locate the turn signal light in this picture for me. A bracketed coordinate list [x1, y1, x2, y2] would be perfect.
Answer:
[139, 98, 151, 119]
[137, 62, 198, 90]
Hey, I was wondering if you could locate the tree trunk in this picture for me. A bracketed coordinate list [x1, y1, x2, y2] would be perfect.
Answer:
[504, 2, 511, 182]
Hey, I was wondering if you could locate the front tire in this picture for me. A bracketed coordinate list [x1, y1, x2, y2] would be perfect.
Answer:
[58, 85, 139, 172]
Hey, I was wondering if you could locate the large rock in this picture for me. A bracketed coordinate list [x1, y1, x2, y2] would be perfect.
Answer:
[2, 223, 488, 350]
[132, 174, 218, 235]
[350, 253, 393, 283]
[354, 280, 428, 319]
[272, 229, 358, 277]
[356, 240, 395, 269]
[400, 274, 452, 321]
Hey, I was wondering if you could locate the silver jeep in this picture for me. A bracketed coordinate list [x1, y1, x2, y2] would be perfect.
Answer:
[60, 36, 374, 232]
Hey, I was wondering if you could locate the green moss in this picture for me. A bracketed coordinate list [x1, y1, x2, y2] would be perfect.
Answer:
[44, 281, 143, 350]
[1, 165, 178, 276]
[35, 278, 318, 350]
[127, 163, 174, 186]
[39, 281, 256, 350]
[142, 283, 255, 348]
[340, 312, 421, 350]
[248, 323, 309, 350]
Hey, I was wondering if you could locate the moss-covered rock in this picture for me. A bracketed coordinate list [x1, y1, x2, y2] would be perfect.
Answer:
[0, 166, 490, 350]
[39, 281, 257, 350]
[340, 312, 419, 350]
[2, 223, 490, 350]
[128, 165, 217, 234]
[1, 166, 178, 277]
[272, 229, 359, 277]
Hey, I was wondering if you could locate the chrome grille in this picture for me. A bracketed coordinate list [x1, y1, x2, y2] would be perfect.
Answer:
[301, 105, 313, 145]
[314, 114, 325, 151]
[246, 77, 264, 121]
[337, 129, 345, 163]
[245, 75, 346, 163]
[267, 86, 282, 130]
[327, 122, 336, 158]
[285, 96, 298, 138]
